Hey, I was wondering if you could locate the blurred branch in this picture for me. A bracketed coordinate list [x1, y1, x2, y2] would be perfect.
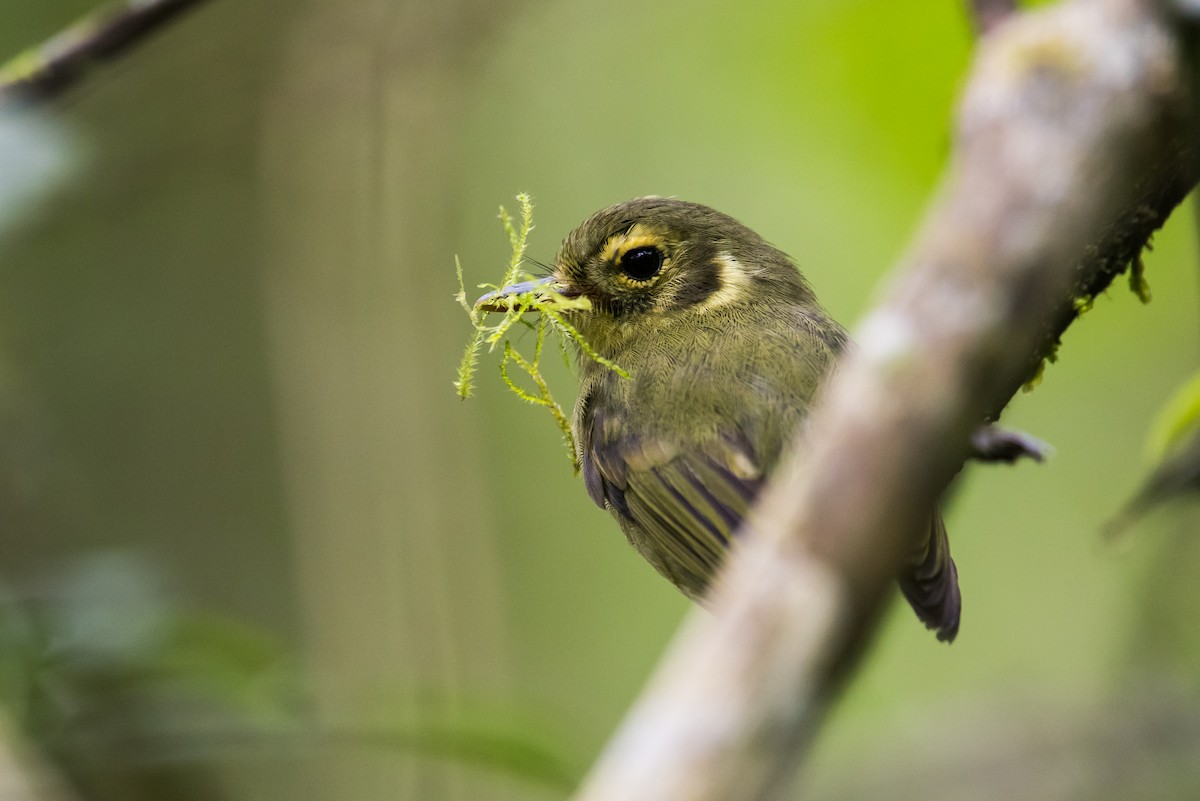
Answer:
[967, 0, 1019, 35]
[572, 1, 1199, 800]
[0, 0, 212, 104]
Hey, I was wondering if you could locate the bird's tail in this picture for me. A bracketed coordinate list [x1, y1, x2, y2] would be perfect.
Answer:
[897, 512, 961, 643]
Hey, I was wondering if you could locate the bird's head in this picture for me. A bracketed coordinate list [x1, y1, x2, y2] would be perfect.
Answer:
[476, 197, 814, 346]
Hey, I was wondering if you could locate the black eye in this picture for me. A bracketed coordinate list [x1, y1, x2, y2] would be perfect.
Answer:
[618, 246, 664, 282]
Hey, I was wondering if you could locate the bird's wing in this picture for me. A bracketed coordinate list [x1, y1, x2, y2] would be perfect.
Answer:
[898, 512, 961, 643]
[580, 402, 962, 639]
[581, 406, 764, 595]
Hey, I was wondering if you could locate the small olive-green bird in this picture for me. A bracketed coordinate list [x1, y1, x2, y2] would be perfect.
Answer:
[481, 197, 961, 641]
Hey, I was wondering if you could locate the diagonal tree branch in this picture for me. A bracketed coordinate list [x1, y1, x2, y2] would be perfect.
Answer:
[571, 1, 1199, 799]
[0, 0, 213, 104]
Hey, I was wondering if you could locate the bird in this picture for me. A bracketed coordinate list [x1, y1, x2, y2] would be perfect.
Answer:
[480, 197, 972, 640]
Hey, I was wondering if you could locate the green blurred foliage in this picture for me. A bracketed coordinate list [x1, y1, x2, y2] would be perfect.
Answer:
[0, 0, 1198, 799]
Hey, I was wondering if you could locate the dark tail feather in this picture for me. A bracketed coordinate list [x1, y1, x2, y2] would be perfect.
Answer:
[897, 512, 961, 643]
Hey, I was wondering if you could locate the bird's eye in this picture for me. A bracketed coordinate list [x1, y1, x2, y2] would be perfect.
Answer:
[618, 246, 664, 282]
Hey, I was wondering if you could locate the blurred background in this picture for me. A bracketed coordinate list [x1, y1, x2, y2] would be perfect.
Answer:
[0, 1, 1198, 799]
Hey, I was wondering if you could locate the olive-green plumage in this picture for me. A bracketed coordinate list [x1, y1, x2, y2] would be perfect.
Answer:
[493, 197, 961, 642]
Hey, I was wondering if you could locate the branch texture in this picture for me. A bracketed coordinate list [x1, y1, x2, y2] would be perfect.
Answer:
[572, 1, 1199, 799]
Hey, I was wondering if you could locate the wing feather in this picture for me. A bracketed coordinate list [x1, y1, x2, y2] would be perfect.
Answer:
[578, 389, 961, 641]
[580, 405, 764, 597]
[898, 513, 961, 642]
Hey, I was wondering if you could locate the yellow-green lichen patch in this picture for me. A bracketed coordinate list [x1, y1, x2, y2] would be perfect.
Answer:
[1022, 340, 1059, 392]
[1128, 255, 1151, 304]
[455, 194, 627, 467]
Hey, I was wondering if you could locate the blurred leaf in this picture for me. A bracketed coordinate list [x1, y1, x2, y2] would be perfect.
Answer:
[0, 109, 74, 239]
[43, 552, 170, 674]
[151, 611, 299, 725]
[1148, 370, 1200, 463]
[327, 688, 582, 791]
[0, 553, 299, 774]
[344, 719, 577, 792]
[1107, 373, 1200, 533]
[1111, 428, 1200, 534]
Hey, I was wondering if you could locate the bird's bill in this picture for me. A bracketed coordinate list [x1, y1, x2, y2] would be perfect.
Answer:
[474, 275, 587, 313]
